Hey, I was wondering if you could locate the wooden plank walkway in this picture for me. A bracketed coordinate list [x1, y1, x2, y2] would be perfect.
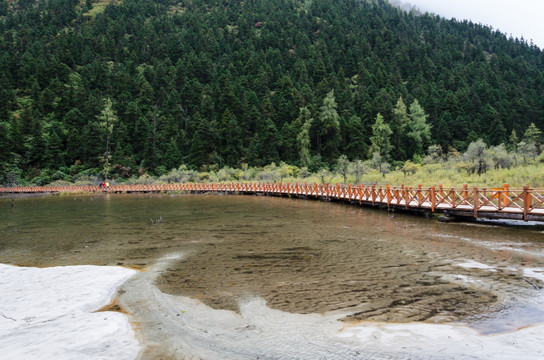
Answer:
[2, 183, 544, 222]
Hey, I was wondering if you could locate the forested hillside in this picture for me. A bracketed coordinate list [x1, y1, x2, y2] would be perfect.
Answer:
[1, 0, 543, 184]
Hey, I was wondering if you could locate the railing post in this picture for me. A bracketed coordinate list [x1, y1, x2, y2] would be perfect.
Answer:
[430, 186, 436, 212]
[463, 184, 469, 204]
[523, 186, 531, 221]
[501, 184, 509, 210]
[386, 184, 391, 205]
[358, 185, 363, 205]
[348, 184, 352, 202]
[473, 186, 479, 219]
[404, 185, 409, 209]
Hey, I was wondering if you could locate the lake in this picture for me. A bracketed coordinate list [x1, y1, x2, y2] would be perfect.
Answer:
[2, 193, 544, 358]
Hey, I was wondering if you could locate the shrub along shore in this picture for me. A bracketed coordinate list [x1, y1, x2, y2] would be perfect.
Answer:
[3, 141, 544, 190]
[13, 155, 543, 191]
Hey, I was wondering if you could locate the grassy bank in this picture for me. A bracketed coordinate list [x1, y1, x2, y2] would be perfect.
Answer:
[36, 161, 544, 190]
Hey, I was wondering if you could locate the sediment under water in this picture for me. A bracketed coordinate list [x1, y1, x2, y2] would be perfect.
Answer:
[1, 193, 543, 329]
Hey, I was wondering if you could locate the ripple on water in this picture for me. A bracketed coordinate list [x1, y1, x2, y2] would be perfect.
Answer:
[2, 194, 544, 331]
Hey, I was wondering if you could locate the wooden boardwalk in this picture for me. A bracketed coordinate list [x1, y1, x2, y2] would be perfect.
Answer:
[2, 183, 544, 222]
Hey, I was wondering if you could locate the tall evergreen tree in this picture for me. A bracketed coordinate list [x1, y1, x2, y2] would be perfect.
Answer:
[368, 113, 392, 159]
[344, 115, 367, 160]
[296, 107, 314, 168]
[407, 99, 431, 158]
[97, 98, 118, 180]
[391, 96, 409, 160]
[318, 90, 341, 163]
[523, 123, 542, 145]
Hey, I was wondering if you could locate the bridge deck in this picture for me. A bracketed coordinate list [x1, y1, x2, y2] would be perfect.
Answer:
[2, 183, 543, 222]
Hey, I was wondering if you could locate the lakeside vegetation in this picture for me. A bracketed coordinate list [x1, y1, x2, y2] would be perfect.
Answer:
[23, 139, 544, 189]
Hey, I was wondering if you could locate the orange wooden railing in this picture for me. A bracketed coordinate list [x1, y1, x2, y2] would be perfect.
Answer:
[1, 183, 543, 221]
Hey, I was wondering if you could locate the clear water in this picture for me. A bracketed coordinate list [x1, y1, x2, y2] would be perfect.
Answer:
[1, 193, 543, 331]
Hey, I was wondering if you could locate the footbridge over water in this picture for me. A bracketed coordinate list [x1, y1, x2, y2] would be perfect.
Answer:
[2, 183, 544, 223]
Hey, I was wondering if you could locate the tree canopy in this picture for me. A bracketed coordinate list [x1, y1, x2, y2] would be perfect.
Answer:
[1, 0, 543, 184]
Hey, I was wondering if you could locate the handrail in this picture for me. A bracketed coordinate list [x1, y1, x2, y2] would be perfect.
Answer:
[1, 183, 543, 221]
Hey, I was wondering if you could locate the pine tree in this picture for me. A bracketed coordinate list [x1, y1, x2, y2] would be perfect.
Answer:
[523, 123, 542, 145]
[318, 90, 341, 163]
[296, 107, 314, 168]
[407, 99, 431, 158]
[188, 112, 214, 168]
[256, 118, 279, 165]
[345, 115, 366, 160]
[508, 129, 519, 152]
[97, 98, 118, 180]
[368, 113, 392, 159]
[44, 124, 65, 169]
[164, 137, 183, 171]
[391, 96, 409, 159]
[218, 109, 242, 167]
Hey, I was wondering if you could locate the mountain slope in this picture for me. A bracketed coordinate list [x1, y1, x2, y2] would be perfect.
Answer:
[0, 0, 543, 182]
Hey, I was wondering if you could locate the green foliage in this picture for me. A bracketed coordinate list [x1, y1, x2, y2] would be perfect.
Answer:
[296, 107, 314, 168]
[318, 90, 341, 162]
[391, 96, 409, 160]
[97, 98, 118, 180]
[524, 123, 543, 145]
[368, 114, 392, 159]
[401, 160, 421, 177]
[423, 145, 444, 164]
[348, 159, 368, 185]
[517, 141, 538, 164]
[159, 165, 199, 184]
[335, 155, 349, 183]
[407, 99, 431, 158]
[463, 139, 491, 175]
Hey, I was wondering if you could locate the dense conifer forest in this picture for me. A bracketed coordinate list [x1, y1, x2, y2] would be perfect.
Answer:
[1, 0, 543, 185]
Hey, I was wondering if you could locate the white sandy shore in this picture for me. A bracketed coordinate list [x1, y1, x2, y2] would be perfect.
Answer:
[0, 264, 140, 360]
[2, 259, 544, 359]
[339, 321, 544, 360]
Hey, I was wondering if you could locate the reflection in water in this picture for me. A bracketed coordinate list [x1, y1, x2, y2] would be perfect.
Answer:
[1, 194, 543, 332]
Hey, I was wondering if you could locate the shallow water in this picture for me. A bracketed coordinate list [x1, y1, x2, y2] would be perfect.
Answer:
[1, 193, 543, 332]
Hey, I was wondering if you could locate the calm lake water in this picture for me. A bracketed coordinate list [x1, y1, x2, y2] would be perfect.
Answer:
[1, 193, 544, 333]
